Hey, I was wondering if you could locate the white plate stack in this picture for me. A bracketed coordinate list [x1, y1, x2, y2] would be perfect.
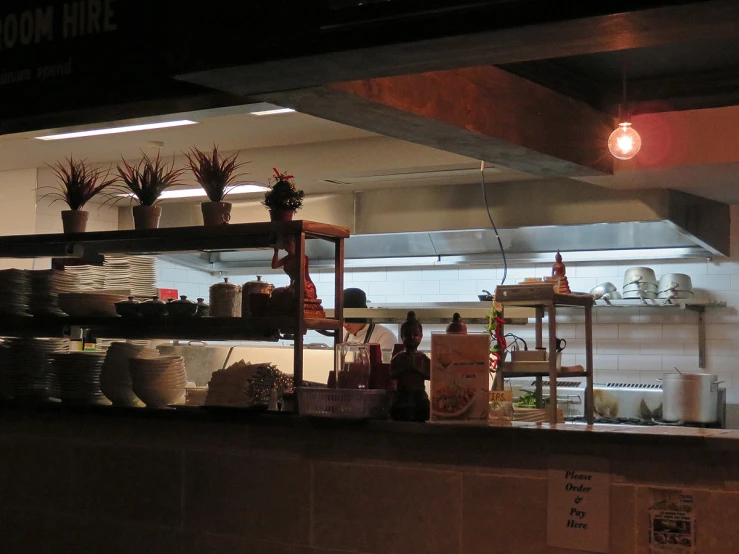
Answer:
[104, 255, 158, 297]
[62, 264, 105, 290]
[0, 269, 31, 316]
[0, 338, 69, 398]
[100, 342, 160, 407]
[130, 356, 187, 408]
[29, 270, 80, 317]
[48, 352, 108, 404]
[57, 291, 128, 317]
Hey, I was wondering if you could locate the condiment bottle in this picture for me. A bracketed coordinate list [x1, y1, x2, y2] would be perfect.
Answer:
[209, 278, 242, 318]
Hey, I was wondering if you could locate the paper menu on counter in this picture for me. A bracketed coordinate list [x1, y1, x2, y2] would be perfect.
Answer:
[430, 333, 490, 424]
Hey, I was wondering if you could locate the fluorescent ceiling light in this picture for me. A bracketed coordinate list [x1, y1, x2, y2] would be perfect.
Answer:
[249, 108, 296, 116]
[120, 184, 268, 200]
[35, 120, 198, 141]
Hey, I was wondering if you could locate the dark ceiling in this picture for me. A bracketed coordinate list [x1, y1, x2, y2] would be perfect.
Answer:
[499, 34, 739, 116]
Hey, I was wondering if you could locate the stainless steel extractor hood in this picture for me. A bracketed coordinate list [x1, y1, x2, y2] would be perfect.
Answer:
[155, 179, 730, 272]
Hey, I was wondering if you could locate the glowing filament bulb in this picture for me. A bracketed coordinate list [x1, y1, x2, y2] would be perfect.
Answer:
[608, 121, 642, 160]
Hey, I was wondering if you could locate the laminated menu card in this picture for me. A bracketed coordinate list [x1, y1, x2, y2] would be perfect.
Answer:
[430, 333, 490, 423]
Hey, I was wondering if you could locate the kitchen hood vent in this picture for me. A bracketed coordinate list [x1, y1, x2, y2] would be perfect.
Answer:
[157, 179, 730, 272]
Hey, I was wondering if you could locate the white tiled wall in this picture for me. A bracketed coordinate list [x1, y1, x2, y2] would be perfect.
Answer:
[156, 258, 735, 388]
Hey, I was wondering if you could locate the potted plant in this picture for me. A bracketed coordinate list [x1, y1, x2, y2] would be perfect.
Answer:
[184, 145, 248, 226]
[262, 168, 304, 221]
[116, 151, 186, 230]
[42, 156, 117, 234]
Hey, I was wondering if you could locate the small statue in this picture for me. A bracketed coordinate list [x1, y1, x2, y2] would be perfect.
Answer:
[548, 249, 571, 294]
[270, 236, 325, 318]
[390, 311, 431, 422]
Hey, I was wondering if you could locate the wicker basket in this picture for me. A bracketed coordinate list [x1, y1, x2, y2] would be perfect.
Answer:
[297, 387, 392, 420]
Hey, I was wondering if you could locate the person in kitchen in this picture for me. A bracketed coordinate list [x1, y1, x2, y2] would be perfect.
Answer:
[342, 288, 398, 357]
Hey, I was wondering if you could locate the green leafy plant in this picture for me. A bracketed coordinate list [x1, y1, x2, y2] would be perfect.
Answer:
[42, 156, 117, 210]
[184, 145, 249, 202]
[116, 151, 186, 206]
[262, 168, 305, 212]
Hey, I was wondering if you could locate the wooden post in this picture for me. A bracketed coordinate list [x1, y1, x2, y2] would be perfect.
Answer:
[548, 303, 558, 425]
[584, 304, 594, 425]
[293, 230, 306, 389]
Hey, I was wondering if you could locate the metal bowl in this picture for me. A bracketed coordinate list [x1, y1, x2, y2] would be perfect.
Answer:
[589, 282, 617, 299]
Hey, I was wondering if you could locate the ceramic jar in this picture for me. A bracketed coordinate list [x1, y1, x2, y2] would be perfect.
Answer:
[195, 298, 210, 317]
[139, 296, 167, 317]
[209, 278, 242, 317]
[168, 295, 197, 317]
[115, 296, 141, 317]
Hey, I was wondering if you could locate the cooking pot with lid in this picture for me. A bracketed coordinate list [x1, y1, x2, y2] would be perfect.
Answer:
[660, 372, 722, 423]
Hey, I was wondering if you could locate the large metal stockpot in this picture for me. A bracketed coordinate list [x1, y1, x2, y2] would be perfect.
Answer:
[661, 372, 721, 423]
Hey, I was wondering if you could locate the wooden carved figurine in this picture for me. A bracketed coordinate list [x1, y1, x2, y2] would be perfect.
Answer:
[270, 236, 325, 318]
[390, 311, 431, 422]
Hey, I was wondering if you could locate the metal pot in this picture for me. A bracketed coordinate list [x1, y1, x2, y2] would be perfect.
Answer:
[623, 266, 657, 287]
[658, 273, 693, 295]
[209, 277, 242, 317]
[589, 282, 617, 299]
[660, 372, 722, 423]
[242, 276, 274, 317]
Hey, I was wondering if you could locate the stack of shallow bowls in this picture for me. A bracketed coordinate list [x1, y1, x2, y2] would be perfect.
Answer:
[100, 342, 160, 407]
[0, 338, 69, 399]
[622, 267, 658, 299]
[48, 352, 107, 404]
[129, 356, 187, 408]
[658, 273, 694, 301]
[0, 269, 31, 316]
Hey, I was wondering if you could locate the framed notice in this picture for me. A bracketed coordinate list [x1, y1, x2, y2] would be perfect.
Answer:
[546, 455, 610, 553]
[430, 333, 490, 423]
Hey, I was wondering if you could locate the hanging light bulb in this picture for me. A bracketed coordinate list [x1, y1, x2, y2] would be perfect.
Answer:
[608, 121, 642, 160]
[608, 59, 642, 160]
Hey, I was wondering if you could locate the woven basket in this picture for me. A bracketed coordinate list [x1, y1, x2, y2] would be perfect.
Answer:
[297, 387, 392, 420]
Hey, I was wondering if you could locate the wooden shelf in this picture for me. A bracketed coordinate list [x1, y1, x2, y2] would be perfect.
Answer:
[0, 220, 350, 258]
[0, 315, 341, 341]
[495, 284, 594, 308]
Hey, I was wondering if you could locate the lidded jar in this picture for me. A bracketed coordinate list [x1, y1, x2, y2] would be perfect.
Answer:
[168, 295, 197, 318]
[242, 276, 275, 317]
[336, 343, 371, 389]
[209, 277, 242, 317]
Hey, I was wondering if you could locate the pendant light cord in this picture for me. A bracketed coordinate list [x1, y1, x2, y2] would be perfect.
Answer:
[480, 161, 507, 286]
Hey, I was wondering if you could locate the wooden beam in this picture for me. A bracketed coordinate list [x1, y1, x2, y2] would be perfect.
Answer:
[178, 0, 739, 96]
[260, 67, 613, 176]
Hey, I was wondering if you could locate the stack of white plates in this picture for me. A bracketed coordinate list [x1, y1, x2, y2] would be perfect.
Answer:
[29, 270, 80, 317]
[48, 352, 107, 404]
[0, 338, 69, 398]
[100, 342, 159, 407]
[0, 269, 31, 316]
[130, 356, 187, 408]
[57, 291, 128, 317]
[104, 255, 157, 297]
[62, 264, 105, 290]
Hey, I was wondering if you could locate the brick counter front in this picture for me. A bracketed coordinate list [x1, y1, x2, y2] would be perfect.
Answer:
[2, 406, 739, 554]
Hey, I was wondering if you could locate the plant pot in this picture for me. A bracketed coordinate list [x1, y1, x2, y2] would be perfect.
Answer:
[61, 210, 89, 234]
[201, 201, 232, 226]
[269, 208, 295, 222]
[132, 205, 162, 230]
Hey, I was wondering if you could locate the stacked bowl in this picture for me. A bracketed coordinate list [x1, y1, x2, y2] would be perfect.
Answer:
[622, 267, 658, 300]
[57, 291, 128, 317]
[100, 342, 160, 407]
[0, 338, 69, 399]
[129, 356, 187, 408]
[48, 352, 107, 404]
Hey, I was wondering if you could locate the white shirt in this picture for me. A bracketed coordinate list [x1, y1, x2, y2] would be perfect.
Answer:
[344, 323, 398, 354]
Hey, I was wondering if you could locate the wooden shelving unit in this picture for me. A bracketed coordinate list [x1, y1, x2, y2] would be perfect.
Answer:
[495, 283, 595, 425]
[0, 220, 350, 388]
